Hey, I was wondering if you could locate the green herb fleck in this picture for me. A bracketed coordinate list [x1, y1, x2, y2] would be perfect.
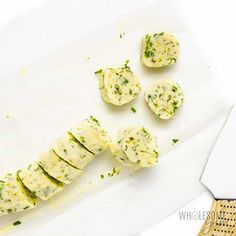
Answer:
[123, 78, 129, 85]
[119, 32, 125, 39]
[100, 174, 104, 179]
[124, 59, 129, 65]
[13, 220, 21, 226]
[172, 139, 179, 144]
[122, 59, 130, 70]
[144, 34, 155, 58]
[107, 167, 120, 177]
[172, 85, 178, 92]
[89, 115, 100, 125]
[63, 149, 67, 153]
[94, 69, 103, 75]
[79, 136, 85, 143]
[168, 58, 177, 64]
[131, 107, 136, 113]
[159, 32, 164, 36]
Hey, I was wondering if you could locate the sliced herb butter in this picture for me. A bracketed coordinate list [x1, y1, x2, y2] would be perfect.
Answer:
[120, 127, 158, 167]
[96, 61, 141, 105]
[18, 163, 63, 200]
[70, 116, 111, 155]
[141, 32, 179, 68]
[53, 132, 94, 170]
[38, 149, 82, 184]
[144, 79, 184, 119]
[0, 173, 36, 216]
[111, 127, 158, 168]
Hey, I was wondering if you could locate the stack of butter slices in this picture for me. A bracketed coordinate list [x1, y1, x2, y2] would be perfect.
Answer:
[0, 116, 110, 216]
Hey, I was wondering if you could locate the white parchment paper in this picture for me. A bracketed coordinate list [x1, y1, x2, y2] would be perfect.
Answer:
[0, 0, 231, 235]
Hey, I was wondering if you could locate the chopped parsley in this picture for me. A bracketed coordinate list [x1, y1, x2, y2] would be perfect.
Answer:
[122, 78, 129, 85]
[119, 32, 125, 39]
[13, 220, 21, 226]
[122, 59, 130, 70]
[102, 167, 120, 178]
[144, 34, 155, 58]
[89, 115, 100, 125]
[79, 136, 85, 143]
[130, 107, 136, 113]
[172, 138, 179, 144]
[168, 58, 177, 64]
[94, 69, 103, 75]
[172, 85, 178, 92]
[159, 32, 164, 36]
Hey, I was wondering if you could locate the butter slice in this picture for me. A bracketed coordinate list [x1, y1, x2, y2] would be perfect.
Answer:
[18, 163, 63, 200]
[53, 132, 94, 169]
[70, 116, 111, 155]
[141, 32, 179, 68]
[38, 149, 82, 184]
[144, 79, 184, 119]
[0, 173, 36, 216]
[97, 64, 141, 106]
[120, 127, 158, 168]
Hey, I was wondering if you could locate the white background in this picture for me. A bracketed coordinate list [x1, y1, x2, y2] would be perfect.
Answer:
[0, 0, 235, 235]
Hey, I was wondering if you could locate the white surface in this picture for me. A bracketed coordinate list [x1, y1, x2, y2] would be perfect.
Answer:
[201, 105, 236, 199]
[0, 0, 235, 236]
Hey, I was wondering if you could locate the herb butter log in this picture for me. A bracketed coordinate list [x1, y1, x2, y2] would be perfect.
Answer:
[18, 163, 63, 200]
[141, 32, 179, 68]
[144, 79, 184, 119]
[95, 61, 141, 105]
[53, 132, 94, 169]
[111, 127, 158, 168]
[0, 173, 36, 216]
[38, 149, 82, 184]
[70, 116, 111, 155]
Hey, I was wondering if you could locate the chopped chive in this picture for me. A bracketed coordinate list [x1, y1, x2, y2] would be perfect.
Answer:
[13, 220, 21, 226]
[79, 136, 85, 143]
[131, 107, 136, 113]
[119, 32, 125, 39]
[172, 138, 179, 144]
[94, 69, 103, 74]
[100, 174, 104, 179]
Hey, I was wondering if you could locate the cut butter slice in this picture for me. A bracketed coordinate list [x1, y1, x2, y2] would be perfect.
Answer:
[18, 163, 63, 200]
[38, 149, 82, 184]
[144, 79, 184, 119]
[141, 32, 179, 68]
[70, 116, 111, 155]
[120, 127, 158, 168]
[53, 132, 94, 170]
[96, 62, 141, 105]
[0, 173, 36, 216]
